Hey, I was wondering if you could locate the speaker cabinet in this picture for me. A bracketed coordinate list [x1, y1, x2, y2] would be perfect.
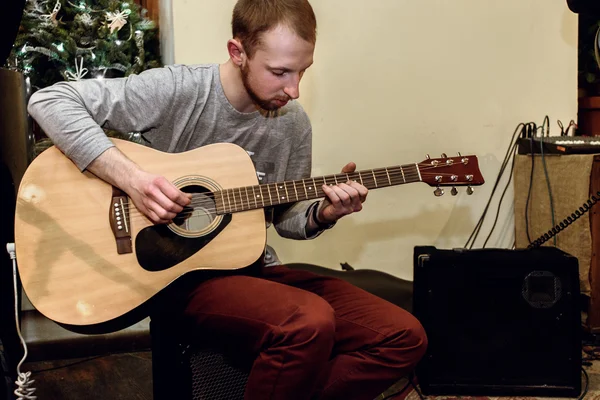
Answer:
[413, 246, 582, 398]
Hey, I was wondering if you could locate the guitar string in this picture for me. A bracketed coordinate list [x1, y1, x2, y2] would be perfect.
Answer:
[116, 164, 474, 211]
[117, 170, 476, 223]
[118, 169, 474, 220]
[118, 170, 460, 217]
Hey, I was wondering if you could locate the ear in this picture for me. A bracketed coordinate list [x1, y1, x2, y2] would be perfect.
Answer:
[227, 38, 245, 68]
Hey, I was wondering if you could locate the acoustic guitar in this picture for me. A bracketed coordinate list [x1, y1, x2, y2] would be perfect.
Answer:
[14, 138, 484, 331]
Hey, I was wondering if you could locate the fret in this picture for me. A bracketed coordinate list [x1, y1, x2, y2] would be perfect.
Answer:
[282, 183, 290, 202]
[358, 172, 364, 185]
[414, 163, 422, 182]
[258, 185, 266, 208]
[388, 166, 402, 186]
[256, 185, 264, 207]
[251, 186, 258, 208]
[226, 189, 232, 212]
[234, 188, 240, 211]
[236, 188, 242, 211]
[385, 168, 391, 186]
[371, 170, 378, 188]
[400, 166, 406, 183]
[376, 169, 389, 187]
[233, 189, 239, 212]
[276, 183, 286, 203]
[334, 175, 338, 184]
[258, 185, 269, 207]
[347, 172, 358, 183]
[220, 191, 226, 214]
[291, 181, 299, 202]
[244, 186, 250, 210]
[302, 179, 308, 200]
[273, 184, 281, 204]
[266, 185, 273, 206]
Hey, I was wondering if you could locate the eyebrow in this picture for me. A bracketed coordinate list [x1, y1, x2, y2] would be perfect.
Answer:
[270, 67, 293, 72]
[269, 62, 313, 72]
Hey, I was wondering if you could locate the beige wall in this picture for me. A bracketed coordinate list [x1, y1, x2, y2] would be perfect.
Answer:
[170, 0, 577, 279]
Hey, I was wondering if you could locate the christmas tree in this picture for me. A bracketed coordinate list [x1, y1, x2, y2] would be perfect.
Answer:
[5, 0, 161, 91]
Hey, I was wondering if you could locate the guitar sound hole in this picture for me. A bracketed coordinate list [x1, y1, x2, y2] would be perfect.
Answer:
[172, 185, 217, 233]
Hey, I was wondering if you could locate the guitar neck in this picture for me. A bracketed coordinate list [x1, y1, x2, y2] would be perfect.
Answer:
[214, 163, 420, 214]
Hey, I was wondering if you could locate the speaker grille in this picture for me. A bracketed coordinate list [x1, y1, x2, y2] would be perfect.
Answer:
[522, 271, 562, 308]
[189, 348, 249, 400]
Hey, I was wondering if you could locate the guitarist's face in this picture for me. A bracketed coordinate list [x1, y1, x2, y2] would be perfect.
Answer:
[240, 24, 314, 111]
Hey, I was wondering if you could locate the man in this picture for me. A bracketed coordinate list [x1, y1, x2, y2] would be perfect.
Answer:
[27, 0, 427, 399]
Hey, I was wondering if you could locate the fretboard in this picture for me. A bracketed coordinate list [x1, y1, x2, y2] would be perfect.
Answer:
[214, 164, 421, 214]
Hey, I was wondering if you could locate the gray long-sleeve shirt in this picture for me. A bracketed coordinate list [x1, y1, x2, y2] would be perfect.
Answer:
[27, 63, 327, 265]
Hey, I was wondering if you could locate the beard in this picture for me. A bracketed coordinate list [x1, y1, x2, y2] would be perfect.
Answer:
[240, 64, 287, 111]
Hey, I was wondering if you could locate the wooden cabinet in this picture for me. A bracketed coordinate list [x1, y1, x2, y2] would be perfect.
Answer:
[135, 0, 160, 26]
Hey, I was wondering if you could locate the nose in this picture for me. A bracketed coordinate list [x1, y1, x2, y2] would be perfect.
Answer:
[283, 74, 301, 99]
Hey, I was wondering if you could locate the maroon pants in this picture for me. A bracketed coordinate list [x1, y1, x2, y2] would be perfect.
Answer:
[179, 265, 427, 400]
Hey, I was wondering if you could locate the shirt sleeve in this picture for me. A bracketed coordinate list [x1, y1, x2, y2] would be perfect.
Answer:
[27, 66, 181, 171]
[271, 123, 334, 240]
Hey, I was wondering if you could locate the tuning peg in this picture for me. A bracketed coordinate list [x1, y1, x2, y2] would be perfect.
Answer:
[426, 154, 431, 160]
[451, 187, 458, 196]
[466, 186, 474, 195]
[441, 153, 447, 158]
[434, 187, 444, 197]
[457, 152, 462, 157]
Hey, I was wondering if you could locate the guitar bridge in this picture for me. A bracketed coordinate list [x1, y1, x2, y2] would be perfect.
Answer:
[109, 187, 132, 254]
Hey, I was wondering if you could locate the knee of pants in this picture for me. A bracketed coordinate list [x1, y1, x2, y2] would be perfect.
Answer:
[403, 319, 428, 366]
[383, 316, 429, 372]
[282, 295, 336, 353]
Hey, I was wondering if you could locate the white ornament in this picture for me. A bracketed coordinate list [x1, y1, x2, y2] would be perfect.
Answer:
[65, 57, 89, 81]
[77, 13, 93, 26]
[106, 9, 131, 34]
[41, 0, 62, 24]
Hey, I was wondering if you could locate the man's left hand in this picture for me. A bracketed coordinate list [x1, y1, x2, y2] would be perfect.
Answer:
[317, 162, 368, 224]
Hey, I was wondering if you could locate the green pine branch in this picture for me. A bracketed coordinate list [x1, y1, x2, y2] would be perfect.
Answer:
[6, 0, 162, 90]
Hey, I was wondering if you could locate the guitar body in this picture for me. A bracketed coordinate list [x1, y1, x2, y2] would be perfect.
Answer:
[15, 139, 266, 329]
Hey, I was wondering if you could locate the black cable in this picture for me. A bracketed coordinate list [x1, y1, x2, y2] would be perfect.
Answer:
[577, 367, 589, 400]
[525, 133, 535, 243]
[409, 375, 426, 400]
[30, 355, 106, 373]
[464, 122, 525, 248]
[380, 372, 426, 400]
[523, 122, 545, 243]
[539, 130, 557, 246]
[482, 140, 519, 248]
[528, 190, 600, 248]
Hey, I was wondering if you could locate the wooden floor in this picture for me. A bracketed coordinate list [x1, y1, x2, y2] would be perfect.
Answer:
[13, 350, 599, 400]
[18, 350, 406, 400]
[19, 351, 153, 400]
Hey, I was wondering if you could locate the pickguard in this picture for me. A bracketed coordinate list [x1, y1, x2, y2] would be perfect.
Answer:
[135, 214, 232, 271]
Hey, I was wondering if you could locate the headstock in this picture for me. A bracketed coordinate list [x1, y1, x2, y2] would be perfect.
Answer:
[418, 153, 485, 196]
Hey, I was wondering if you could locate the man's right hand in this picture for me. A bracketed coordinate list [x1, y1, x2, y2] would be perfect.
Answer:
[87, 146, 191, 225]
[128, 170, 192, 224]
